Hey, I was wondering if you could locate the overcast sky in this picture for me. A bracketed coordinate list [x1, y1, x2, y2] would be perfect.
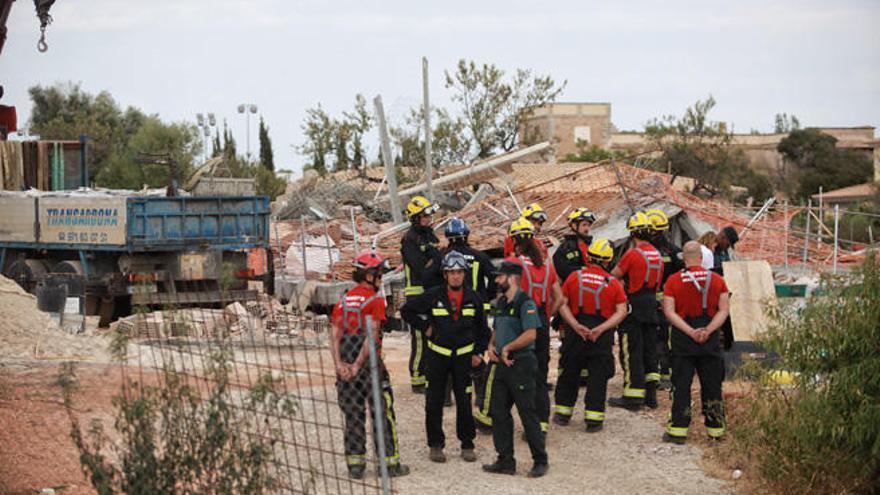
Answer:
[2, 0, 878, 173]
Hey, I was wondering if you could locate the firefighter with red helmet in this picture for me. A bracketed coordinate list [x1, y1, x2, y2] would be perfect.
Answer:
[331, 252, 410, 479]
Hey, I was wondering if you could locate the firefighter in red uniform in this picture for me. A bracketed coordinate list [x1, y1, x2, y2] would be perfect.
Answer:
[609, 211, 664, 410]
[509, 217, 563, 435]
[553, 238, 628, 431]
[661, 241, 730, 444]
[552, 207, 597, 386]
[331, 252, 410, 479]
[400, 251, 490, 463]
[502, 203, 550, 260]
[645, 208, 684, 390]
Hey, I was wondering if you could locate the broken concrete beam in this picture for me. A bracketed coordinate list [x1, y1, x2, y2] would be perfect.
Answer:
[377, 142, 551, 203]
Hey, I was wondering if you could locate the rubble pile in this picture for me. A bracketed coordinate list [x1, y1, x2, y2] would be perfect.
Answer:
[110, 295, 331, 343]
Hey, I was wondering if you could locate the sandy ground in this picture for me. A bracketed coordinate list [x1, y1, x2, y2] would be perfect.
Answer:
[0, 331, 737, 495]
[381, 335, 735, 495]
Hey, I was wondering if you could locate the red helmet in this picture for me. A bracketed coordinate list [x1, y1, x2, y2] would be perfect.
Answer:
[353, 251, 391, 272]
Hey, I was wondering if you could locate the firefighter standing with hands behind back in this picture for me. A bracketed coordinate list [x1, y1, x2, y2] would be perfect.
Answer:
[553, 238, 628, 432]
[331, 252, 410, 479]
[661, 241, 730, 444]
[401, 196, 443, 394]
[400, 250, 490, 464]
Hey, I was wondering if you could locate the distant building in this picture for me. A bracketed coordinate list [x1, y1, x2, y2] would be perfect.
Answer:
[520, 102, 880, 184]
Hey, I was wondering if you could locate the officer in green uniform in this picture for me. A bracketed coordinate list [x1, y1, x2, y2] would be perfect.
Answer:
[482, 261, 549, 478]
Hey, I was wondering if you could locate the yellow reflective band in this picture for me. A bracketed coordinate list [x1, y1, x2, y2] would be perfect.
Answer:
[427, 341, 475, 356]
[706, 427, 726, 438]
[666, 426, 688, 437]
[660, 373, 671, 380]
[474, 410, 493, 426]
[384, 391, 400, 463]
[623, 387, 646, 398]
[478, 363, 497, 424]
[584, 410, 605, 421]
[472, 261, 480, 290]
[405, 286, 424, 296]
[462, 308, 476, 317]
[432, 307, 450, 316]
[427, 340, 452, 356]
[483, 303, 491, 311]
[580, 369, 589, 378]
[465, 385, 474, 394]
[458, 343, 475, 354]
[656, 292, 665, 302]
[346, 454, 366, 466]
[646, 372, 661, 383]
[540, 422, 549, 433]
[622, 333, 632, 390]
[411, 329, 425, 385]
[554, 405, 573, 416]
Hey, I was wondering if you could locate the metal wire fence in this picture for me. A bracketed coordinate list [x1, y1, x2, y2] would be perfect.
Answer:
[112, 278, 397, 494]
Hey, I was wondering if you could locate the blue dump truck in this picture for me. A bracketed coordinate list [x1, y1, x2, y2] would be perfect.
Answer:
[0, 191, 272, 323]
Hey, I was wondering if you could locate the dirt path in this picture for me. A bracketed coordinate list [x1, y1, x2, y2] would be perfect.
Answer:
[0, 333, 735, 494]
[381, 334, 735, 495]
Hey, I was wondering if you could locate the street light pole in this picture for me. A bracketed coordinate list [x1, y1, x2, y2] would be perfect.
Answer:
[237, 103, 258, 160]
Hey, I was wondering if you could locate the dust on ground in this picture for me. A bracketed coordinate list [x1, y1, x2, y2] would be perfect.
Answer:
[1, 323, 738, 494]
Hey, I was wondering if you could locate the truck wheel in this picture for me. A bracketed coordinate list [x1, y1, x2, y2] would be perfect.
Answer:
[5, 259, 49, 293]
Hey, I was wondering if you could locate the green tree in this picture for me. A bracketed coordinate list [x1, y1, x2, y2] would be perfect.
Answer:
[645, 96, 772, 200]
[342, 95, 373, 168]
[777, 128, 873, 200]
[444, 59, 565, 159]
[96, 118, 200, 190]
[297, 105, 334, 175]
[392, 106, 471, 169]
[258, 117, 275, 172]
[28, 83, 147, 181]
[774, 112, 801, 133]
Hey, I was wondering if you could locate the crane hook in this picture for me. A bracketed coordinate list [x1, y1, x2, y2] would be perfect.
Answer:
[37, 26, 48, 52]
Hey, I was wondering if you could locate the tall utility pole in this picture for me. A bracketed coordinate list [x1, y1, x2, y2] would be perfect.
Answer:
[422, 57, 435, 201]
[374, 95, 403, 224]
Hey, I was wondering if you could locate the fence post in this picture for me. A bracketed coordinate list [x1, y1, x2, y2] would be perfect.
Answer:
[300, 215, 308, 279]
[350, 207, 360, 254]
[783, 201, 789, 269]
[817, 186, 823, 249]
[322, 218, 334, 280]
[833, 204, 839, 275]
[365, 317, 391, 494]
[803, 199, 812, 268]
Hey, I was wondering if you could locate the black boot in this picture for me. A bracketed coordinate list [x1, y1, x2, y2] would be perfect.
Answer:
[348, 465, 365, 479]
[482, 459, 516, 475]
[527, 463, 549, 478]
[608, 396, 643, 411]
[585, 421, 604, 433]
[662, 432, 687, 445]
[387, 463, 411, 477]
[645, 382, 658, 409]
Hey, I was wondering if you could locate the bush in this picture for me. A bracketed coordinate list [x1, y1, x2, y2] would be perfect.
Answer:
[59, 340, 295, 494]
[725, 257, 880, 494]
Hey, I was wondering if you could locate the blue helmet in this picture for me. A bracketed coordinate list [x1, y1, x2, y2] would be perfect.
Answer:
[444, 217, 470, 239]
[442, 250, 469, 271]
